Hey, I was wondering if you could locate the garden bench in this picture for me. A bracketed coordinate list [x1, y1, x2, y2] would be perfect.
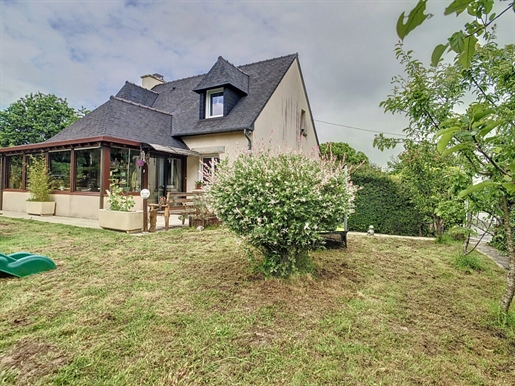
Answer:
[320, 228, 348, 248]
[151, 192, 203, 231]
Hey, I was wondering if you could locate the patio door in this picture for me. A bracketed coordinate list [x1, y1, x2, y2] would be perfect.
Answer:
[148, 155, 184, 203]
[166, 158, 183, 193]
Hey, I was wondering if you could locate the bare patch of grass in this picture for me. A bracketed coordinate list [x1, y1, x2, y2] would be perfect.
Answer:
[1, 217, 514, 385]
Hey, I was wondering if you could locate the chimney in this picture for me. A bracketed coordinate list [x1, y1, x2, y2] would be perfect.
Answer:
[141, 73, 165, 90]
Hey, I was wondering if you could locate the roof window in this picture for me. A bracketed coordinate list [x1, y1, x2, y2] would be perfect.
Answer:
[206, 88, 224, 118]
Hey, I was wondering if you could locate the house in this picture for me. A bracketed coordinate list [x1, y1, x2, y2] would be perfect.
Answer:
[0, 53, 319, 219]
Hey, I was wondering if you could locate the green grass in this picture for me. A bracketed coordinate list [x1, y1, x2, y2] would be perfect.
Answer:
[1, 218, 514, 385]
[454, 251, 489, 273]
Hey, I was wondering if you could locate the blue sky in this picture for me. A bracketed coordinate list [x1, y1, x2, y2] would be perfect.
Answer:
[1, 0, 514, 166]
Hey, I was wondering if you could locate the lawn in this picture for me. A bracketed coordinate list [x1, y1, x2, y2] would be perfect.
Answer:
[0, 217, 514, 385]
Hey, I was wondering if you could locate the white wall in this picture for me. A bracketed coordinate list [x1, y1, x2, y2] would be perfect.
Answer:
[2, 191, 31, 213]
[181, 61, 320, 190]
[2, 191, 145, 220]
[183, 132, 249, 191]
[253, 58, 319, 158]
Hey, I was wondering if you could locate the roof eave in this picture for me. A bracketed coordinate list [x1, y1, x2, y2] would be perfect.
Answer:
[0, 136, 142, 154]
[175, 126, 253, 137]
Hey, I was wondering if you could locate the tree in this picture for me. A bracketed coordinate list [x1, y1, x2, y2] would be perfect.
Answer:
[206, 150, 356, 277]
[397, 0, 514, 68]
[375, 45, 465, 149]
[392, 141, 468, 237]
[385, 0, 515, 314]
[0, 92, 88, 147]
[320, 142, 369, 166]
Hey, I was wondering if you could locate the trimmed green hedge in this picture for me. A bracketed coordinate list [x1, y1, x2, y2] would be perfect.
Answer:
[348, 167, 427, 236]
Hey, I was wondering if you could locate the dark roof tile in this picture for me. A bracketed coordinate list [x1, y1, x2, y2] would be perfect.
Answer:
[45, 97, 188, 150]
[44, 53, 299, 148]
[152, 53, 298, 136]
[193, 56, 249, 95]
[115, 81, 158, 107]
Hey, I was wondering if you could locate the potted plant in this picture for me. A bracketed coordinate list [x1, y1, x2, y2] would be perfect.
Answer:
[194, 180, 204, 190]
[26, 155, 56, 216]
[189, 194, 219, 228]
[98, 182, 143, 233]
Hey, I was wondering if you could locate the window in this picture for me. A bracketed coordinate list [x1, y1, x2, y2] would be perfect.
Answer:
[75, 148, 101, 192]
[201, 156, 219, 183]
[110, 148, 141, 193]
[6, 155, 23, 189]
[206, 88, 224, 118]
[49, 151, 71, 191]
[298, 109, 307, 148]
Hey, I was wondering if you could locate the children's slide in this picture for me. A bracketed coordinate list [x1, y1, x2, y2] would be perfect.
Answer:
[0, 252, 56, 278]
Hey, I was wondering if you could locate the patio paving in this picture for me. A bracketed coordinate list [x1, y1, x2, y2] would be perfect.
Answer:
[0, 210, 187, 233]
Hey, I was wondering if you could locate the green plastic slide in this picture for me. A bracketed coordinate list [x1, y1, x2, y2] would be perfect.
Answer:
[0, 252, 56, 278]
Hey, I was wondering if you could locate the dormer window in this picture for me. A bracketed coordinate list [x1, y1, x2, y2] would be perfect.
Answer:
[206, 88, 224, 118]
[194, 56, 249, 120]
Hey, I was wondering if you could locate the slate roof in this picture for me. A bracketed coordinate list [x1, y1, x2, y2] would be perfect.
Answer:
[153, 53, 298, 137]
[44, 53, 299, 149]
[115, 81, 158, 107]
[193, 56, 249, 95]
[45, 97, 189, 150]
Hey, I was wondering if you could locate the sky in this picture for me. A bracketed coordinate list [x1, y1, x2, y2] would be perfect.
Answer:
[1, 0, 514, 167]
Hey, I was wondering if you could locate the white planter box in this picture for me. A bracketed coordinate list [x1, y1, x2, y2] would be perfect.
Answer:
[26, 201, 56, 216]
[98, 210, 143, 233]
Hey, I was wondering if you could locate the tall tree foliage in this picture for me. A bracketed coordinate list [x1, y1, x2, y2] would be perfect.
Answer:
[384, 0, 515, 314]
[397, 0, 514, 68]
[391, 141, 468, 237]
[0, 92, 87, 147]
[320, 142, 369, 166]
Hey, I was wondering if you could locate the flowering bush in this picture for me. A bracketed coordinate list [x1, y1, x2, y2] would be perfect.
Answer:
[206, 150, 356, 277]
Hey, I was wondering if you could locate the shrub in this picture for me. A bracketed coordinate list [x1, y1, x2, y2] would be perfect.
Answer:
[206, 150, 356, 277]
[348, 166, 427, 236]
[27, 154, 53, 202]
[106, 183, 135, 211]
[453, 252, 487, 273]
[489, 216, 514, 254]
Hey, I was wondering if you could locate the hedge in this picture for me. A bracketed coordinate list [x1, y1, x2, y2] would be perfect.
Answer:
[348, 166, 427, 236]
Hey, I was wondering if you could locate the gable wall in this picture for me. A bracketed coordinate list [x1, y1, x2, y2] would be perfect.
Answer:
[253, 59, 319, 158]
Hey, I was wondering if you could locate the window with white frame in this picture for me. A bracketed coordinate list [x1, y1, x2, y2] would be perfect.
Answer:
[200, 156, 220, 183]
[206, 88, 224, 118]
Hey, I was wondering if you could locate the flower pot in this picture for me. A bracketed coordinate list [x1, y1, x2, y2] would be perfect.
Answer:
[189, 216, 220, 228]
[26, 201, 56, 216]
[98, 209, 143, 233]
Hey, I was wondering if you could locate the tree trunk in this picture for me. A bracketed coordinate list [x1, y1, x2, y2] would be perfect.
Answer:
[462, 210, 473, 255]
[434, 216, 444, 238]
[500, 196, 515, 314]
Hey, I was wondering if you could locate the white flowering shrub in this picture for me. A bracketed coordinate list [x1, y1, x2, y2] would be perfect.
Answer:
[205, 150, 356, 277]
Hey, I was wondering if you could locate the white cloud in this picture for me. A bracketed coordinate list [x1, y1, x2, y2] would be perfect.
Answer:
[1, 0, 514, 166]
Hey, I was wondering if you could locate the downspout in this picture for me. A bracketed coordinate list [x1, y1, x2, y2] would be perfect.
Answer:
[244, 128, 252, 152]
